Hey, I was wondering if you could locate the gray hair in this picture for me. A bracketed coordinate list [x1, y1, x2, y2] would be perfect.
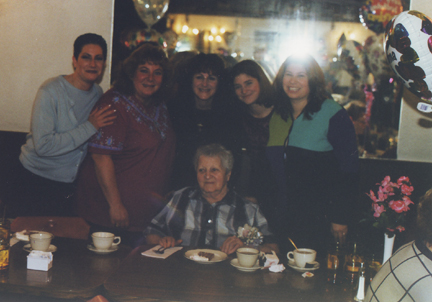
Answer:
[417, 188, 432, 245]
[193, 144, 234, 174]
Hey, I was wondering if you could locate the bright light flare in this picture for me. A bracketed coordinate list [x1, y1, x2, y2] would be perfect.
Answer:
[278, 37, 316, 62]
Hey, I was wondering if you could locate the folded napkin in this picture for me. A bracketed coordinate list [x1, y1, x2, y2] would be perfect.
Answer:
[141, 245, 183, 259]
[15, 230, 31, 241]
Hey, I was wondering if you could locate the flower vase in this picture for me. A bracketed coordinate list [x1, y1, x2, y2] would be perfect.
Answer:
[383, 233, 395, 264]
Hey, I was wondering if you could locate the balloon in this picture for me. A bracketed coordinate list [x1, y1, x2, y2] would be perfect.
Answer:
[120, 28, 166, 51]
[360, 0, 404, 34]
[337, 34, 368, 82]
[385, 10, 432, 101]
[133, 0, 169, 28]
[363, 34, 394, 83]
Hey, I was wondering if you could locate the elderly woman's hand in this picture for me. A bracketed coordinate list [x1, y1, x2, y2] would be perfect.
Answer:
[159, 236, 182, 249]
[221, 236, 244, 255]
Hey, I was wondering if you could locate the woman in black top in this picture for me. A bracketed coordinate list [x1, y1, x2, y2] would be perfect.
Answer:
[229, 60, 276, 227]
[168, 53, 241, 191]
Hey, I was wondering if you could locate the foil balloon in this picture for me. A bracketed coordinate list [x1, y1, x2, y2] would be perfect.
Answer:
[360, 0, 404, 34]
[121, 28, 166, 51]
[337, 34, 368, 82]
[133, 0, 169, 28]
[363, 34, 394, 83]
[385, 10, 432, 103]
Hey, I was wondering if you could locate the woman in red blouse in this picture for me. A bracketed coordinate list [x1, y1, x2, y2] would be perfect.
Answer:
[76, 43, 175, 246]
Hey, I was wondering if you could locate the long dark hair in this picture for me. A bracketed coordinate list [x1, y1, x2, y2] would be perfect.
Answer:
[229, 60, 274, 108]
[113, 43, 170, 104]
[273, 54, 330, 121]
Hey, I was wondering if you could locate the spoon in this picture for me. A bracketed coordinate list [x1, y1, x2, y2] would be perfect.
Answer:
[288, 237, 298, 250]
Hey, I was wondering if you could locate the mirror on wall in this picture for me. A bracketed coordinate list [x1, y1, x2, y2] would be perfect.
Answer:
[113, 0, 411, 159]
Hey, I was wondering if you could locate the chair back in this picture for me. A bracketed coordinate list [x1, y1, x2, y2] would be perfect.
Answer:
[11, 216, 90, 240]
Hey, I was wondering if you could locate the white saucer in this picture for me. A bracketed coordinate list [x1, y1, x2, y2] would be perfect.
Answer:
[87, 244, 119, 254]
[230, 258, 262, 272]
[287, 260, 320, 272]
[23, 244, 57, 253]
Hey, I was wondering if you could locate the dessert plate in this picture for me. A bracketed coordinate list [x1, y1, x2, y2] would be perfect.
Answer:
[230, 258, 262, 272]
[287, 260, 320, 272]
[87, 244, 119, 254]
[185, 249, 227, 264]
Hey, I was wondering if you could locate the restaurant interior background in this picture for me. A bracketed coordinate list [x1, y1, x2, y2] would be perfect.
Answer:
[1, 0, 432, 258]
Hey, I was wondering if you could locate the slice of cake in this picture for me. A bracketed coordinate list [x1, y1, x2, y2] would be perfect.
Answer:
[197, 251, 214, 261]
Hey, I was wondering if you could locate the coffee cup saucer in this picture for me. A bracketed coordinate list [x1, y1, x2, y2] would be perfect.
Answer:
[23, 244, 57, 253]
[287, 259, 320, 272]
[87, 244, 119, 254]
[230, 258, 262, 272]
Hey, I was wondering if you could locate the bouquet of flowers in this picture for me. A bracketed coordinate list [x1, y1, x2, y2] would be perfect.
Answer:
[366, 176, 414, 236]
[237, 224, 263, 246]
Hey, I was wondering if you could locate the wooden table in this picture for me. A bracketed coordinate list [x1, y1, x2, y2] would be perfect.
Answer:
[0, 237, 131, 300]
[104, 246, 359, 302]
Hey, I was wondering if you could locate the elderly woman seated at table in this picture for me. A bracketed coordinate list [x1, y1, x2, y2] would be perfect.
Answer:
[145, 143, 278, 255]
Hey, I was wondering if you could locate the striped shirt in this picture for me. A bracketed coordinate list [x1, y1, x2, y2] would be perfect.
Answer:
[144, 187, 274, 249]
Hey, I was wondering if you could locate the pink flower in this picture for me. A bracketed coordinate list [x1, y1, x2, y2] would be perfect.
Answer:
[402, 196, 414, 208]
[397, 176, 410, 185]
[367, 190, 378, 202]
[368, 176, 413, 234]
[396, 226, 406, 232]
[389, 199, 409, 213]
[373, 203, 386, 217]
[377, 187, 389, 201]
[400, 184, 414, 195]
[380, 176, 391, 187]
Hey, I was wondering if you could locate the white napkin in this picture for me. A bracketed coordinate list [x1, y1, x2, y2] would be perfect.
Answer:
[15, 230, 31, 241]
[264, 251, 279, 268]
[269, 264, 286, 273]
[141, 245, 183, 259]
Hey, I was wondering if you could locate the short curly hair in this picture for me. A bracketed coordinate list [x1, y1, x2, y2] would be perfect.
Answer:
[193, 144, 234, 175]
[73, 33, 107, 60]
[113, 43, 170, 103]
[417, 189, 432, 244]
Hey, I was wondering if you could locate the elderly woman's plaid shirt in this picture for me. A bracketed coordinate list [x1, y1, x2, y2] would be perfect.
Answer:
[144, 187, 274, 248]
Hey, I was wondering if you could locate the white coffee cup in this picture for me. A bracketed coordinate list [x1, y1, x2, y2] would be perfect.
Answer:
[30, 232, 53, 251]
[236, 247, 260, 267]
[91, 232, 121, 250]
[287, 248, 317, 268]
